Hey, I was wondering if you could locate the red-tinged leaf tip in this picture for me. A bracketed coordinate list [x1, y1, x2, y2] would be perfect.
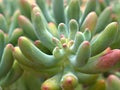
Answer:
[85, 28, 90, 32]
[88, 11, 97, 18]
[111, 14, 117, 20]
[60, 36, 66, 40]
[83, 11, 97, 30]
[52, 37, 56, 42]
[20, 0, 33, 5]
[61, 75, 78, 89]
[48, 22, 55, 26]
[12, 47, 16, 52]
[22, 0, 27, 2]
[97, 49, 120, 69]
[60, 34, 65, 38]
[34, 40, 40, 45]
[59, 23, 65, 26]
[32, 6, 41, 16]
[18, 36, 25, 44]
[98, 0, 104, 3]
[55, 46, 59, 50]
[100, 47, 111, 55]
[70, 19, 77, 23]
[0, 13, 3, 17]
[109, 6, 113, 12]
[104, 6, 112, 14]
[41, 82, 59, 90]
[18, 15, 24, 21]
[76, 31, 84, 37]
[107, 75, 116, 81]
[6, 44, 13, 49]
[77, 31, 82, 35]
[82, 41, 90, 47]
[99, 79, 105, 84]
[41, 85, 50, 90]
[35, 12, 41, 16]
[31, 3, 37, 9]
[0, 29, 4, 33]
[62, 43, 67, 48]
[18, 16, 28, 28]
[110, 22, 118, 28]
[13, 28, 22, 33]
[115, 22, 118, 27]
[52, 37, 59, 43]
[20, 0, 27, 5]
[105, 47, 111, 52]
[69, 40, 74, 46]
[107, 74, 120, 84]
[4, 33, 8, 37]
[65, 76, 74, 84]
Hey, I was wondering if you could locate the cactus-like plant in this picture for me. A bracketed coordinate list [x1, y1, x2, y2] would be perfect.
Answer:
[1, 0, 120, 90]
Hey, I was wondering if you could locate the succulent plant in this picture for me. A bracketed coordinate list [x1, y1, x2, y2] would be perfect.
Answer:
[0, 1, 24, 89]
[1, 0, 120, 90]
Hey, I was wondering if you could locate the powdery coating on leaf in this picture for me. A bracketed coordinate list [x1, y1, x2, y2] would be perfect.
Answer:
[97, 49, 120, 69]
